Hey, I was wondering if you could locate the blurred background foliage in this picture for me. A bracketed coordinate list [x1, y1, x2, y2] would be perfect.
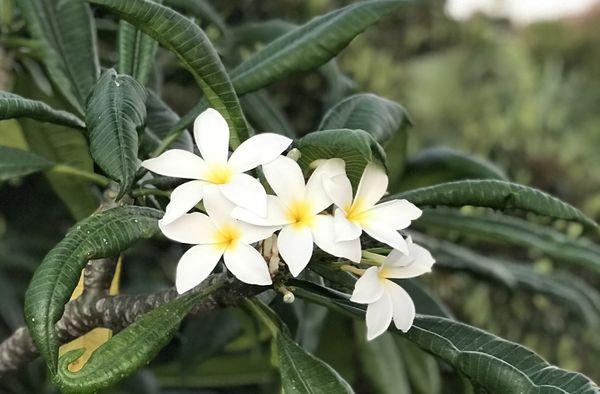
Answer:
[1, 0, 599, 392]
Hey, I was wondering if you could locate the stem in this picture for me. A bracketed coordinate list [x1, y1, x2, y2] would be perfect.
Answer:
[51, 164, 111, 187]
[340, 265, 366, 276]
[361, 250, 386, 265]
[130, 188, 171, 198]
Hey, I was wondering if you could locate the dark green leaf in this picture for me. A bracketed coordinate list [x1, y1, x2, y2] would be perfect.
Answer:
[395, 337, 441, 394]
[398, 147, 507, 191]
[86, 69, 147, 198]
[55, 277, 227, 393]
[143, 90, 193, 153]
[24, 206, 162, 373]
[412, 233, 600, 326]
[230, 0, 411, 95]
[416, 209, 600, 273]
[0, 145, 54, 180]
[0, 91, 84, 129]
[293, 281, 600, 393]
[393, 180, 598, 229]
[296, 128, 387, 187]
[163, 0, 227, 34]
[118, 19, 159, 85]
[319, 93, 410, 145]
[239, 91, 295, 137]
[88, 0, 249, 146]
[16, 0, 99, 114]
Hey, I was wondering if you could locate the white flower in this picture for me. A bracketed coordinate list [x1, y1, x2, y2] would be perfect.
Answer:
[142, 108, 292, 224]
[160, 185, 278, 293]
[232, 156, 361, 276]
[324, 163, 422, 254]
[351, 239, 435, 340]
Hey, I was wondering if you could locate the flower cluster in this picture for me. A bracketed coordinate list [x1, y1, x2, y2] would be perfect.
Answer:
[142, 108, 435, 340]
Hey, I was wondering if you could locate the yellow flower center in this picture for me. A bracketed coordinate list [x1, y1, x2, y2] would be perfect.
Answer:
[214, 224, 241, 249]
[205, 163, 233, 184]
[286, 199, 315, 228]
[344, 199, 371, 225]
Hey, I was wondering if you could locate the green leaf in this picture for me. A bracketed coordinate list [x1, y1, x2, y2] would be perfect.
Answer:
[24, 206, 162, 373]
[163, 0, 227, 34]
[0, 91, 85, 129]
[88, 0, 249, 147]
[55, 276, 228, 393]
[395, 337, 441, 394]
[117, 0, 161, 85]
[16, 0, 99, 114]
[293, 282, 600, 393]
[86, 69, 147, 198]
[230, 0, 411, 95]
[354, 323, 410, 394]
[0, 145, 54, 180]
[416, 209, 600, 274]
[393, 180, 598, 229]
[412, 233, 600, 326]
[319, 93, 410, 145]
[398, 147, 508, 191]
[296, 128, 387, 187]
[239, 91, 295, 138]
[143, 90, 193, 153]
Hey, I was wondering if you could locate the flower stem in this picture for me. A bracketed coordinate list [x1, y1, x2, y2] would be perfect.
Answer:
[130, 188, 171, 198]
[361, 250, 386, 265]
[51, 164, 111, 187]
[340, 265, 366, 276]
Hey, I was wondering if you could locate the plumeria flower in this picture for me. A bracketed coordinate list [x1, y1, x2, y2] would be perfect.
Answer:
[160, 185, 278, 293]
[351, 238, 435, 340]
[324, 163, 422, 254]
[233, 156, 361, 276]
[142, 108, 292, 224]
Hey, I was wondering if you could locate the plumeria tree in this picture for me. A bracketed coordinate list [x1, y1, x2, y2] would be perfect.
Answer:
[0, 0, 599, 393]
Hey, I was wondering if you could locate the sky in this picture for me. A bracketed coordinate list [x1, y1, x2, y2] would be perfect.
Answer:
[446, 0, 600, 24]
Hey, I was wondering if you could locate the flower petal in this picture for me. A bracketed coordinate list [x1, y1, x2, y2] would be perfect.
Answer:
[262, 155, 306, 205]
[161, 180, 205, 224]
[323, 173, 353, 211]
[239, 222, 280, 244]
[363, 223, 408, 255]
[228, 133, 292, 173]
[333, 208, 362, 242]
[383, 240, 435, 279]
[232, 195, 291, 227]
[365, 292, 393, 341]
[384, 280, 415, 332]
[159, 212, 218, 244]
[175, 244, 224, 294]
[312, 215, 361, 263]
[193, 108, 229, 164]
[350, 266, 384, 304]
[203, 184, 237, 227]
[305, 158, 345, 214]
[366, 199, 422, 230]
[223, 243, 272, 285]
[220, 173, 268, 217]
[354, 162, 388, 210]
[142, 149, 206, 179]
[277, 224, 313, 276]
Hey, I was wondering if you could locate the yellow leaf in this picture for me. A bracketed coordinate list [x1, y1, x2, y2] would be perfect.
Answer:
[59, 257, 122, 372]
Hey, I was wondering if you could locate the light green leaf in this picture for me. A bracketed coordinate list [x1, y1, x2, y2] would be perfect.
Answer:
[230, 0, 411, 95]
[55, 276, 227, 393]
[293, 281, 600, 393]
[15, 0, 99, 114]
[319, 93, 410, 145]
[0, 145, 53, 180]
[393, 180, 598, 229]
[397, 147, 507, 191]
[0, 91, 84, 129]
[117, 0, 161, 85]
[24, 206, 162, 374]
[86, 69, 147, 198]
[416, 209, 600, 273]
[88, 0, 249, 147]
[296, 128, 386, 187]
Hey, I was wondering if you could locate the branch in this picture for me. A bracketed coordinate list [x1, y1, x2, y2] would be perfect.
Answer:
[0, 267, 262, 375]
